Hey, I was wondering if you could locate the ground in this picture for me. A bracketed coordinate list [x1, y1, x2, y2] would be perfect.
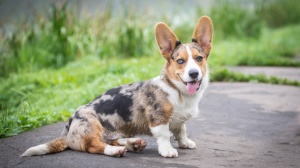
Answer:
[1, 80, 300, 168]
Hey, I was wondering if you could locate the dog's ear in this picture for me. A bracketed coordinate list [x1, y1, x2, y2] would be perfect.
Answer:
[155, 22, 179, 61]
[192, 16, 213, 56]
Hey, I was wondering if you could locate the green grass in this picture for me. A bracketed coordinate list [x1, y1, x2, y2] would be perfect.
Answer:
[1, 0, 300, 138]
[0, 56, 163, 137]
[211, 68, 300, 86]
[209, 25, 300, 67]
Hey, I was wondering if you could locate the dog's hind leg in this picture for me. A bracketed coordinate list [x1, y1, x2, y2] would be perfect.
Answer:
[67, 110, 126, 157]
[108, 138, 147, 152]
[84, 137, 126, 157]
[70, 122, 126, 157]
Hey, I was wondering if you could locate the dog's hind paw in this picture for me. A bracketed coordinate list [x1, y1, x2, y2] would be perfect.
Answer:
[130, 138, 147, 152]
[104, 146, 126, 157]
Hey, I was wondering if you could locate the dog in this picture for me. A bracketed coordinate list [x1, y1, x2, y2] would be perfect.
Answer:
[21, 16, 213, 158]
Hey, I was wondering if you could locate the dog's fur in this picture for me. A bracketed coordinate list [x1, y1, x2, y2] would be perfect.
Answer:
[21, 16, 213, 158]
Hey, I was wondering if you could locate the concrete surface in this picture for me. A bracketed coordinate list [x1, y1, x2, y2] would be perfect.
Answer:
[1, 82, 300, 168]
[228, 66, 300, 82]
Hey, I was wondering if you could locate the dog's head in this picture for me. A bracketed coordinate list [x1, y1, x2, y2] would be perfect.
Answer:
[155, 16, 213, 95]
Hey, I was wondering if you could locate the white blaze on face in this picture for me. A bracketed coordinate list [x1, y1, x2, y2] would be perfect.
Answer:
[182, 45, 203, 95]
[183, 45, 202, 81]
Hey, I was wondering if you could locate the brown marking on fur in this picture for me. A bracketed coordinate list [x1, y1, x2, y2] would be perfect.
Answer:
[48, 138, 68, 154]
[164, 46, 188, 83]
[125, 83, 174, 130]
[145, 86, 173, 127]
[83, 120, 107, 154]
[119, 122, 151, 137]
[108, 139, 121, 146]
[191, 45, 208, 78]
[161, 101, 173, 124]
[84, 136, 107, 154]
[155, 90, 173, 125]
[162, 74, 183, 102]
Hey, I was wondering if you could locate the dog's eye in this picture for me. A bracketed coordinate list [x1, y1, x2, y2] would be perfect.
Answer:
[196, 56, 203, 62]
[177, 59, 185, 64]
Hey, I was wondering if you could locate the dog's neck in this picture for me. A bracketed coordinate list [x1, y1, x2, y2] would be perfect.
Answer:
[160, 70, 183, 101]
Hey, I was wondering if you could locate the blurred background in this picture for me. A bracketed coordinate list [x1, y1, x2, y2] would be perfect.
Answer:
[0, 0, 299, 138]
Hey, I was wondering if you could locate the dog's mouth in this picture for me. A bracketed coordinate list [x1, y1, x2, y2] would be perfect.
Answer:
[186, 80, 202, 95]
[177, 74, 202, 95]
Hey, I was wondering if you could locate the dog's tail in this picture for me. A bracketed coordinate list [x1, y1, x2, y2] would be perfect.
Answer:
[21, 137, 68, 157]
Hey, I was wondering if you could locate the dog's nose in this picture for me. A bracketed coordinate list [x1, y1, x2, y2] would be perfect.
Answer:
[188, 69, 199, 79]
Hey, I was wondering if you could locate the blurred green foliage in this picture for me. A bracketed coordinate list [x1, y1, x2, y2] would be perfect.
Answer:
[0, 0, 300, 137]
[1, 3, 79, 76]
[258, 0, 300, 28]
[208, 1, 262, 39]
[1, 0, 300, 77]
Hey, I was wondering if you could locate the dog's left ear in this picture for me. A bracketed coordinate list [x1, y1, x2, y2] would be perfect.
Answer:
[192, 16, 213, 56]
[155, 22, 180, 61]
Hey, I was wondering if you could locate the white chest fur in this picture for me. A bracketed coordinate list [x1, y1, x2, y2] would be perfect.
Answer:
[151, 75, 208, 124]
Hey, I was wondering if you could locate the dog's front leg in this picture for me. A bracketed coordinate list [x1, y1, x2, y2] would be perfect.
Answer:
[150, 123, 178, 158]
[172, 123, 196, 149]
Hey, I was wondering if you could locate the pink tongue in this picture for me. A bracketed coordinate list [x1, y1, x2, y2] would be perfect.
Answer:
[187, 82, 199, 95]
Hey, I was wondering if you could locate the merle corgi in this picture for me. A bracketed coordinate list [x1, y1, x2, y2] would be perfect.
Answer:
[22, 16, 213, 158]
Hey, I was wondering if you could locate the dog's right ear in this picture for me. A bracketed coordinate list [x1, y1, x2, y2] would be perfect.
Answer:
[155, 22, 179, 61]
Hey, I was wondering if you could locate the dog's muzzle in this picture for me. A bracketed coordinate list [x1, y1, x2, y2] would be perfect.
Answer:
[177, 73, 202, 95]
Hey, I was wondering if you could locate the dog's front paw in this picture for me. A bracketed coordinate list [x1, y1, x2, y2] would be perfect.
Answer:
[179, 139, 196, 149]
[159, 146, 178, 158]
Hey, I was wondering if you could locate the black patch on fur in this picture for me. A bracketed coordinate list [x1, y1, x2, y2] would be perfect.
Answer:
[171, 41, 182, 60]
[87, 87, 122, 105]
[99, 118, 116, 132]
[94, 94, 133, 122]
[154, 103, 160, 111]
[68, 117, 73, 126]
[137, 106, 145, 113]
[149, 114, 154, 123]
[175, 40, 181, 48]
[65, 117, 73, 131]
[146, 92, 155, 105]
[192, 38, 197, 43]
[74, 111, 88, 122]
[93, 83, 143, 122]
[84, 129, 89, 134]
[105, 87, 122, 96]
